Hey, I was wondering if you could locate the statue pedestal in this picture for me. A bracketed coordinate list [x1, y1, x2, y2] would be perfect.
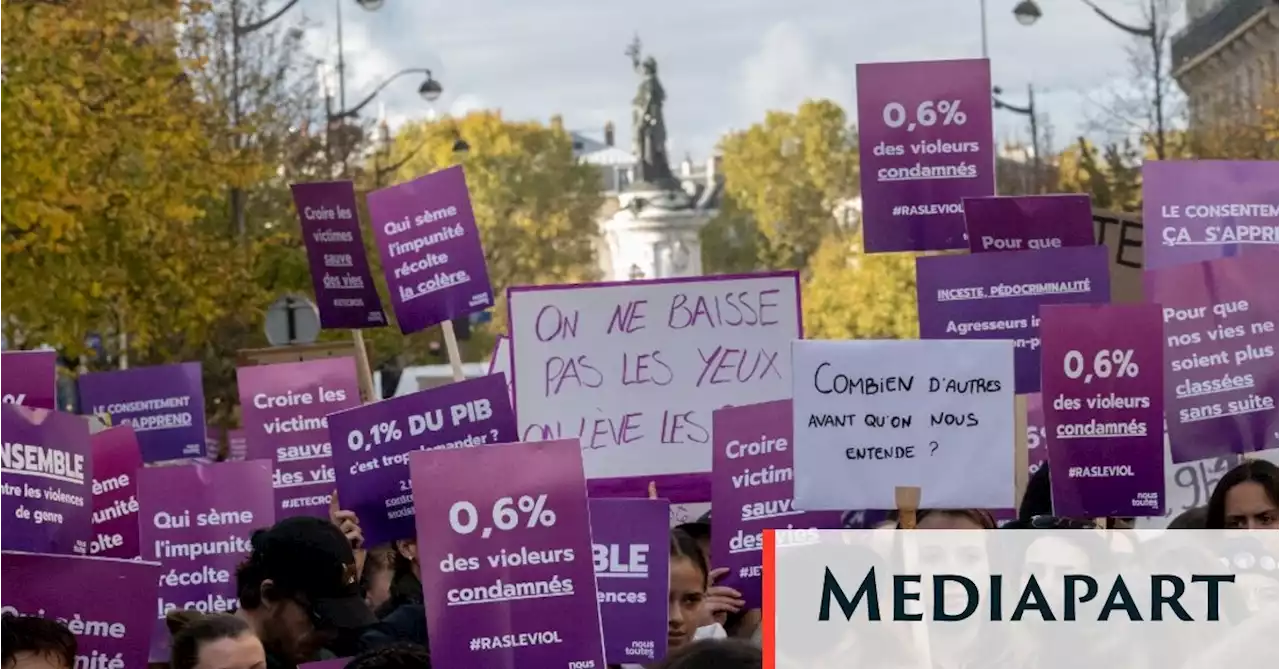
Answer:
[602, 188, 713, 281]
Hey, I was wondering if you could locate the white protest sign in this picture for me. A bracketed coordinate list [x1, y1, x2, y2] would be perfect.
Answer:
[487, 334, 513, 403]
[508, 273, 801, 486]
[791, 339, 1016, 510]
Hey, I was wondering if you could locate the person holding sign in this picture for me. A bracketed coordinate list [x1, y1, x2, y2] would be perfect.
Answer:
[234, 517, 374, 668]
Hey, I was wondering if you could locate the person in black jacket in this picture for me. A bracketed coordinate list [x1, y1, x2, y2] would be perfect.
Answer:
[360, 539, 428, 652]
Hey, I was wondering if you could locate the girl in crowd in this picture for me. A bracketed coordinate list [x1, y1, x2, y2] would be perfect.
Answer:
[1206, 459, 1279, 530]
[616, 529, 715, 669]
[167, 612, 266, 669]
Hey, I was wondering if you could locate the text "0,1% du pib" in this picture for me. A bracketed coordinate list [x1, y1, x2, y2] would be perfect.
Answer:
[347, 421, 403, 451]
[881, 99, 967, 132]
[449, 494, 559, 539]
[1062, 348, 1139, 385]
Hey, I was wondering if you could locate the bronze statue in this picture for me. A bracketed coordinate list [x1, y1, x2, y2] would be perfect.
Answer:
[627, 36, 675, 188]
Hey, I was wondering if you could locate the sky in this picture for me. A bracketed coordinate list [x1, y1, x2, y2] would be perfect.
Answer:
[298, 0, 1186, 159]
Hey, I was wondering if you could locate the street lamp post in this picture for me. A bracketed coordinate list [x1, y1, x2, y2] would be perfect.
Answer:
[228, 0, 384, 237]
[325, 67, 443, 177]
[993, 84, 1042, 192]
[1012, 0, 1167, 159]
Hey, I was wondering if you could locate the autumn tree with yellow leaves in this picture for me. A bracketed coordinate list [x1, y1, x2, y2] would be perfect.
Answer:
[703, 99, 918, 340]
[363, 112, 603, 359]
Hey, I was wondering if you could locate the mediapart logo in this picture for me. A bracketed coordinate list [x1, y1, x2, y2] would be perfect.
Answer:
[769, 529, 1280, 669]
[818, 566, 1233, 623]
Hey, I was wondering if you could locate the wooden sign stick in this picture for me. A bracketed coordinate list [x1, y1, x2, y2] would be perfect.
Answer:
[895, 486, 922, 530]
[648, 481, 658, 500]
[440, 320, 467, 383]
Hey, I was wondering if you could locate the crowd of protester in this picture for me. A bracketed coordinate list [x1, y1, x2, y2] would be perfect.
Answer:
[2, 459, 1275, 669]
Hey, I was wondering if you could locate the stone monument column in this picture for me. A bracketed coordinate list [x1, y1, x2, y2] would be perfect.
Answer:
[602, 36, 715, 281]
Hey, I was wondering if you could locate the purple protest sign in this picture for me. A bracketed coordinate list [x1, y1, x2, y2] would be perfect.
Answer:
[1142, 160, 1279, 270]
[1145, 252, 1279, 462]
[204, 426, 247, 461]
[856, 58, 994, 253]
[588, 498, 669, 665]
[1026, 393, 1046, 476]
[2, 350, 57, 410]
[410, 438, 605, 669]
[964, 194, 1095, 254]
[238, 358, 361, 519]
[711, 400, 842, 608]
[328, 374, 516, 545]
[367, 165, 495, 334]
[77, 362, 206, 463]
[138, 460, 275, 661]
[915, 245, 1112, 393]
[1, 405, 92, 555]
[292, 181, 388, 329]
[1, 551, 160, 669]
[1041, 304, 1166, 517]
[90, 426, 142, 559]
[227, 428, 247, 461]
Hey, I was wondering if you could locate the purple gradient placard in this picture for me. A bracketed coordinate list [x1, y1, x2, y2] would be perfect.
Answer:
[77, 362, 206, 463]
[367, 165, 495, 334]
[964, 194, 1095, 253]
[711, 400, 842, 608]
[1, 551, 160, 669]
[589, 498, 669, 665]
[2, 350, 57, 409]
[138, 460, 275, 661]
[410, 438, 605, 669]
[90, 426, 142, 559]
[292, 181, 388, 329]
[238, 358, 361, 519]
[328, 374, 517, 545]
[856, 58, 994, 252]
[915, 245, 1112, 393]
[1145, 252, 1279, 462]
[1, 405, 92, 555]
[204, 426, 245, 461]
[1041, 304, 1166, 517]
[1026, 393, 1046, 476]
[1143, 160, 1279, 270]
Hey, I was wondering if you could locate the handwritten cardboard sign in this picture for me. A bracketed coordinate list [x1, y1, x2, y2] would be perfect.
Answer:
[507, 272, 802, 501]
[790, 339, 1015, 510]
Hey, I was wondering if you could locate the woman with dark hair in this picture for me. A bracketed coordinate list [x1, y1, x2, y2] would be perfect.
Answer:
[1206, 459, 1279, 530]
[897, 508, 997, 530]
[655, 639, 760, 669]
[344, 643, 429, 669]
[1, 613, 76, 669]
[615, 529, 715, 669]
[167, 612, 265, 669]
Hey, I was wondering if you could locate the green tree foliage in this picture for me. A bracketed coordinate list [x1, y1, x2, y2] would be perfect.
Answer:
[801, 231, 919, 341]
[371, 112, 603, 358]
[708, 99, 858, 272]
[1055, 137, 1143, 212]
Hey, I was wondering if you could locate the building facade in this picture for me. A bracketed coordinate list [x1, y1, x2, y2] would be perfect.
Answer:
[1173, 0, 1279, 129]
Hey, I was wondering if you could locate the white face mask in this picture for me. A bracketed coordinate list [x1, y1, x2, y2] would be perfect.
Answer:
[692, 622, 727, 641]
